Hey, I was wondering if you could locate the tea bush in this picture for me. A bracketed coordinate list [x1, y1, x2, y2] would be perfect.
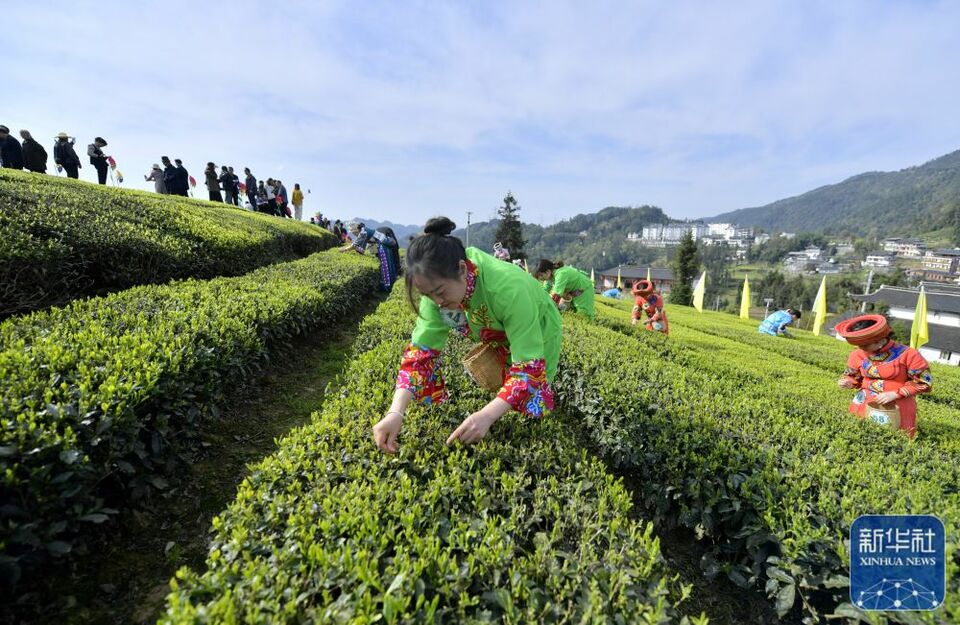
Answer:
[160, 291, 706, 625]
[557, 301, 959, 624]
[0, 169, 334, 316]
[0, 251, 379, 587]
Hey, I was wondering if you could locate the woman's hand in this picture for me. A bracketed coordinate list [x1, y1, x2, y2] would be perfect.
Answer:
[373, 411, 404, 454]
[447, 399, 510, 446]
[874, 391, 901, 406]
[837, 377, 856, 389]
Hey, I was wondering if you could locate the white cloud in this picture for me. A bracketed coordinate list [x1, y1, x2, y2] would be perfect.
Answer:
[4, 0, 960, 224]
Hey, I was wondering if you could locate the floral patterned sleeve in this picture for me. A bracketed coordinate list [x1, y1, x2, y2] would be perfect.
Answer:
[841, 351, 863, 386]
[395, 343, 448, 405]
[496, 359, 554, 418]
[901, 348, 933, 397]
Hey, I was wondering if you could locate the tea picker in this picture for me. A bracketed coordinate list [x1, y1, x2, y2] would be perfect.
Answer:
[631, 279, 669, 334]
[835, 314, 933, 438]
[372, 217, 562, 453]
[534, 259, 596, 319]
[758, 308, 800, 337]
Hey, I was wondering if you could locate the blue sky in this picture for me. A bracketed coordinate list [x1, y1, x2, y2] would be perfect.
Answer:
[5, 1, 960, 225]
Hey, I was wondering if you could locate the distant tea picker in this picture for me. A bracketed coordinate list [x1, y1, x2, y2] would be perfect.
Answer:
[373, 217, 562, 453]
[758, 308, 801, 337]
[631, 279, 668, 334]
[835, 314, 932, 438]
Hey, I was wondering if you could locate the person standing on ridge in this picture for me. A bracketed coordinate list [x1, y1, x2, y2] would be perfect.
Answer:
[174, 159, 190, 196]
[87, 137, 109, 184]
[161, 156, 177, 194]
[244, 168, 257, 209]
[145, 163, 167, 193]
[53, 133, 81, 179]
[292, 183, 304, 220]
[219, 166, 236, 205]
[19, 130, 47, 173]
[205, 162, 223, 202]
[0, 125, 24, 169]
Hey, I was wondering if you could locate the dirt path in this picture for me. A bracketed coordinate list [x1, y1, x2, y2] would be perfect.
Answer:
[6, 294, 386, 625]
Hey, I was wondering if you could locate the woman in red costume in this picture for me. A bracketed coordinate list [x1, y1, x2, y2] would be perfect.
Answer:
[835, 314, 932, 438]
[631, 279, 668, 334]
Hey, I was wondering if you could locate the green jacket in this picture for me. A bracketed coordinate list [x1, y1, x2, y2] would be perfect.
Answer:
[551, 266, 593, 298]
[411, 247, 563, 380]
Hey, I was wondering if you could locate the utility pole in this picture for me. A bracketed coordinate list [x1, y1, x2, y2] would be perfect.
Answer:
[466, 211, 472, 248]
[860, 269, 875, 313]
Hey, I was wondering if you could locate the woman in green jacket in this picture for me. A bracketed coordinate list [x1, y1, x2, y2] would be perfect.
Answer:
[534, 259, 595, 319]
[373, 217, 563, 453]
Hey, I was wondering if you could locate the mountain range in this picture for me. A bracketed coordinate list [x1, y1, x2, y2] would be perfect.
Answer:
[354, 147, 960, 263]
[711, 149, 960, 238]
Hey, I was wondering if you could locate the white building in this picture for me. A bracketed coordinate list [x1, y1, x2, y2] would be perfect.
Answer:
[923, 249, 960, 274]
[864, 252, 896, 268]
[851, 283, 960, 365]
[882, 237, 927, 258]
[634, 223, 709, 247]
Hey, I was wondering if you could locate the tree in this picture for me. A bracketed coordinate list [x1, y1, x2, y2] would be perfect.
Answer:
[494, 192, 527, 260]
[670, 230, 700, 305]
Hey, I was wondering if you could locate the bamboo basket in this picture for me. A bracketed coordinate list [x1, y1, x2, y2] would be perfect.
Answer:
[462, 343, 505, 392]
[865, 401, 901, 430]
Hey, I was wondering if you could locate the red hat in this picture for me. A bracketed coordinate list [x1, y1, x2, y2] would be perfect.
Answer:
[633, 279, 653, 296]
[835, 314, 891, 346]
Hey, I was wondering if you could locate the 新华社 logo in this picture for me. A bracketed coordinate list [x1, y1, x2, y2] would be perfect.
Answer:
[850, 515, 945, 611]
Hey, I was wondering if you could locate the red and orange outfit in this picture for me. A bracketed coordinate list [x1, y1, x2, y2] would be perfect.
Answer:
[631, 280, 669, 335]
[396, 247, 563, 417]
[836, 315, 932, 438]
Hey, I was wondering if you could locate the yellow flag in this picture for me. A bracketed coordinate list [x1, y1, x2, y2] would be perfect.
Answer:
[523, 259, 529, 273]
[911, 286, 929, 349]
[812, 276, 827, 336]
[616, 267, 623, 289]
[590, 267, 595, 282]
[739, 276, 751, 320]
[693, 270, 706, 312]
[646, 267, 652, 282]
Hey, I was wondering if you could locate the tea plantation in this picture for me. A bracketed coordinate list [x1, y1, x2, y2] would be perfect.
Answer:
[2, 176, 958, 624]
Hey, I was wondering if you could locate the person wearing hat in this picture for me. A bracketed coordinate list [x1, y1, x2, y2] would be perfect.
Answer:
[631, 279, 669, 334]
[534, 259, 595, 319]
[758, 308, 800, 337]
[19, 130, 47, 173]
[340, 220, 400, 291]
[835, 314, 932, 438]
[0, 125, 24, 170]
[53, 133, 81, 178]
[87, 137, 109, 185]
[372, 216, 562, 454]
[145, 163, 167, 194]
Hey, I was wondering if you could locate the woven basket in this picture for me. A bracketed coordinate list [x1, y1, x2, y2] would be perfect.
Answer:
[865, 401, 901, 429]
[462, 343, 505, 392]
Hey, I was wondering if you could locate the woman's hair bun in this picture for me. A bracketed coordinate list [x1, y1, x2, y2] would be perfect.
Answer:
[423, 216, 457, 236]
